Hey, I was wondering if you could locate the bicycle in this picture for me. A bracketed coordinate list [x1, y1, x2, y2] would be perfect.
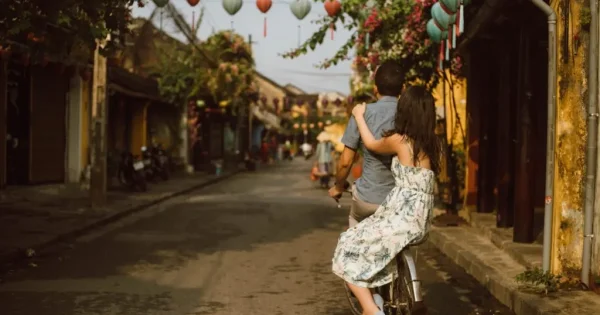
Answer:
[334, 188, 428, 315]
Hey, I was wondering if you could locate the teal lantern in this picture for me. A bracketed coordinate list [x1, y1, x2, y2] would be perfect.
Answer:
[290, 0, 312, 20]
[223, 0, 243, 16]
[440, 0, 460, 13]
[153, 0, 169, 7]
[431, 2, 453, 30]
[427, 19, 448, 44]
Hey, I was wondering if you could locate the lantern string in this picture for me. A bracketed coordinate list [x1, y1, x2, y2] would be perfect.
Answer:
[459, 2, 465, 34]
[330, 23, 334, 40]
[264, 17, 267, 37]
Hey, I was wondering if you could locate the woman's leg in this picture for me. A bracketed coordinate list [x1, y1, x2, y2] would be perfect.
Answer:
[347, 282, 380, 315]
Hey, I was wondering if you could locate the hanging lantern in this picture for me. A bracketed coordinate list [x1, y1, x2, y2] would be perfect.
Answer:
[426, 19, 448, 44]
[324, 0, 341, 40]
[440, 0, 460, 13]
[256, 0, 272, 37]
[290, 0, 312, 46]
[290, 0, 311, 20]
[334, 98, 342, 106]
[309, 123, 315, 128]
[223, 0, 243, 15]
[294, 123, 300, 129]
[153, 0, 169, 7]
[187, 0, 200, 6]
[318, 121, 324, 128]
[431, 3, 452, 30]
[432, 2, 455, 61]
[322, 99, 329, 107]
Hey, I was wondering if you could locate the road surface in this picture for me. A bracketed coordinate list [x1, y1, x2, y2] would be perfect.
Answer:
[0, 159, 513, 315]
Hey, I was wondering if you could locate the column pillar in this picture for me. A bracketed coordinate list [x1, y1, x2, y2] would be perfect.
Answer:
[66, 75, 83, 183]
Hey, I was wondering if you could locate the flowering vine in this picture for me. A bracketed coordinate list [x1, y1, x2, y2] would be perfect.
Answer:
[282, 0, 464, 98]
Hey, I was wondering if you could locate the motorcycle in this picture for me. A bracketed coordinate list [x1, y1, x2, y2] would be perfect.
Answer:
[150, 144, 170, 181]
[141, 146, 157, 182]
[117, 151, 147, 192]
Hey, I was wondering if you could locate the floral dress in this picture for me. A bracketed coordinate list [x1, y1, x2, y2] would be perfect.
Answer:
[332, 156, 435, 288]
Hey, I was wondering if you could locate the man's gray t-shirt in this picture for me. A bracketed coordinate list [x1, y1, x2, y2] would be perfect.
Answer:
[341, 96, 397, 205]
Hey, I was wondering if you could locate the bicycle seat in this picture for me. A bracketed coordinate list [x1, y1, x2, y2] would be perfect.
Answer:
[407, 233, 429, 247]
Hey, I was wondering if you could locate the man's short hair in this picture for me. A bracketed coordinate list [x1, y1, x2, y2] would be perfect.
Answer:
[374, 60, 404, 97]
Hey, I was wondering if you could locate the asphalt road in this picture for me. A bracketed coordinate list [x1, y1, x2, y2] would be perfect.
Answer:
[0, 159, 513, 315]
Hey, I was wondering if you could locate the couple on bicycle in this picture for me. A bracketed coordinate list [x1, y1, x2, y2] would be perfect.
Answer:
[328, 61, 441, 315]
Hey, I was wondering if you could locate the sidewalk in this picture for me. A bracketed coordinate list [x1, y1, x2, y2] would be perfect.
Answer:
[429, 212, 600, 315]
[0, 168, 242, 269]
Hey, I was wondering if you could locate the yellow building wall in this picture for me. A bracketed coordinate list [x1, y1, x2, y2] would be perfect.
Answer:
[432, 72, 468, 201]
[130, 101, 148, 156]
[81, 78, 91, 168]
[550, 0, 587, 275]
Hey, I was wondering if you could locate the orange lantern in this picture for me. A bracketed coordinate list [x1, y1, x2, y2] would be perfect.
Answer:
[187, 0, 200, 6]
[256, 0, 273, 37]
[324, 0, 341, 40]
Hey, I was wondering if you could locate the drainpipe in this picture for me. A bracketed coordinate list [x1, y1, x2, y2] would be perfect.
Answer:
[583, 0, 599, 288]
[529, 0, 557, 273]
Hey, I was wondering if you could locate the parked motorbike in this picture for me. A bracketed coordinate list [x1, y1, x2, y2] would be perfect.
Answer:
[117, 151, 147, 192]
[141, 146, 157, 182]
[150, 144, 170, 181]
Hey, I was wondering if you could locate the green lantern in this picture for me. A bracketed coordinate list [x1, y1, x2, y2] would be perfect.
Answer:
[427, 19, 448, 44]
[440, 0, 460, 13]
[290, 0, 312, 20]
[432, 2, 454, 30]
[153, 0, 169, 7]
[223, 0, 243, 16]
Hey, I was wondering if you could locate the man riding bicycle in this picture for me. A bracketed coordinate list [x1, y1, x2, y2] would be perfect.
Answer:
[328, 61, 405, 314]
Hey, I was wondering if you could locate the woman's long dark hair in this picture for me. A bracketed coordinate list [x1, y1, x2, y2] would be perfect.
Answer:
[383, 85, 442, 174]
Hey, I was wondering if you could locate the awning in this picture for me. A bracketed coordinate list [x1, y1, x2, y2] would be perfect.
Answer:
[252, 105, 283, 131]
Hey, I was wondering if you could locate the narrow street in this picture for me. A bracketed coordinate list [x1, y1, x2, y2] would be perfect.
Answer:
[0, 160, 513, 315]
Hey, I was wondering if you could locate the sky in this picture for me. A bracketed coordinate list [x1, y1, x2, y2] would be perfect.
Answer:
[132, 0, 354, 95]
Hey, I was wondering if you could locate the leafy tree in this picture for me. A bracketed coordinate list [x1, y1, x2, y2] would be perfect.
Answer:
[0, 0, 143, 63]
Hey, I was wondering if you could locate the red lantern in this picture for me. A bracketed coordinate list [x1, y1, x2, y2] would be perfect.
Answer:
[187, 0, 200, 6]
[324, 0, 341, 16]
[324, 0, 341, 40]
[256, 0, 272, 37]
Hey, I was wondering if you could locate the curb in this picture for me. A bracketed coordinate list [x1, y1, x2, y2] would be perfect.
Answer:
[428, 227, 600, 315]
[0, 169, 243, 269]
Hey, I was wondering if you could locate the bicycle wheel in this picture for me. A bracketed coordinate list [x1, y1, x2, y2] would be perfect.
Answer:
[344, 283, 363, 315]
[392, 253, 427, 315]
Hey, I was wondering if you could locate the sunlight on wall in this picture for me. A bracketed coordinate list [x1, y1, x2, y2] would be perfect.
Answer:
[551, 0, 587, 275]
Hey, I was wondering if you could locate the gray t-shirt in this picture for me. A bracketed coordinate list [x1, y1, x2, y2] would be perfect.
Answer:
[341, 96, 397, 205]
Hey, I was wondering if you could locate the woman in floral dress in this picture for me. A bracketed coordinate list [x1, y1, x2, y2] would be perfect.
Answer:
[332, 86, 441, 315]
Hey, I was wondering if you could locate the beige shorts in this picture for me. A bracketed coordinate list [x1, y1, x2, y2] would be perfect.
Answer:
[349, 185, 380, 228]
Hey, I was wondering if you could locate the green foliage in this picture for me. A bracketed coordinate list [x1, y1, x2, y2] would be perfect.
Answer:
[282, 0, 464, 98]
[0, 0, 142, 63]
[515, 267, 576, 295]
[152, 31, 256, 109]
